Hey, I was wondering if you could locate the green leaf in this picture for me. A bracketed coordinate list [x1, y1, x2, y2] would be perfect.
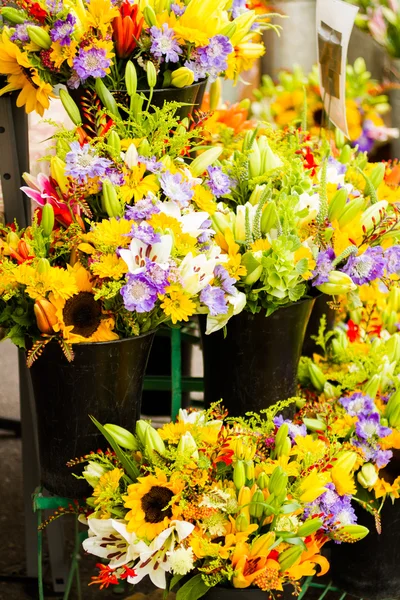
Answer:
[6, 324, 25, 348]
[280, 502, 302, 514]
[89, 416, 139, 481]
[169, 574, 185, 591]
[176, 575, 210, 600]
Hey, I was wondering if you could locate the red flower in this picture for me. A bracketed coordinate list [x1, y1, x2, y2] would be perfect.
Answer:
[112, 2, 144, 59]
[89, 564, 119, 590]
[28, 2, 48, 22]
[120, 565, 136, 580]
[346, 319, 360, 343]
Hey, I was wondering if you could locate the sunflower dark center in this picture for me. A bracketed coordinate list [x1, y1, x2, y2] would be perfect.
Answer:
[313, 108, 324, 126]
[22, 67, 39, 88]
[63, 292, 101, 338]
[141, 486, 174, 524]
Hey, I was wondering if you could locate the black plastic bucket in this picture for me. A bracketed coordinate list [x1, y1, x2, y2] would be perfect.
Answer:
[29, 333, 154, 498]
[302, 294, 336, 357]
[199, 298, 315, 416]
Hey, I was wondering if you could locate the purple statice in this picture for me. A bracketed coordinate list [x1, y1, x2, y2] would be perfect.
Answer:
[50, 14, 76, 46]
[352, 439, 378, 462]
[231, 0, 247, 18]
[138, 156, 163, 174]
[274, 415, 307, 441]
[214, 264, 237, 295]
[142, 259, 169, 294]
[207, 166, 232, 197]
[312, 247, 335, 286]
[73, 47, 111, 81]
[10, 23, 31, 43]
[355, 412, 392, 441]
[160, 171, 193, 207]
[121, 273, 158, 313]
[65, 142, 112, 183]
[125, 197, 160, 222]
[342, 246, 386, 285]
[131, 222, 161, 245]
[385, 246, 400, 275]
[200, 285, 228, 316]
[306, 483, 357, 530]
[150, 24, 182, 63]
[171, 2, 185, 15]
[339, 392, 375, 417]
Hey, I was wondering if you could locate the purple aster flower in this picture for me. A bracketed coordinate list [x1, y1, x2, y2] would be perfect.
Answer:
[274, 415, 307, 441]
[160, 171, 193, 207]
[385, 246, 400, 275]
[46, 0, 63, 12]
[328, 156, 347, 176]
[138, 156, 163, 173]
[207, 166, 232, 197]
[142, 259, 169, 294]
[73, 47, 111, 81]
[150, 24, 182, 63]
[375, 448, 393, 468]
[342, 246, 386, 285]
[312, 247, 335, 286]
[198, 219, 214, 244]
[171, 2, 185, 15]
[121, 273, 158, 313]
[339, 393, 375, 417]
[352, 439, 378, 462]
[105, 168, 126, 187]
[131, 222, 161, 245]
[354, 125, 375, 154]
[214, 264, 237, 295]
[200, 285, 228, 316]
[184, 58, 207, 82]
[11, 23, 31, 43]
[197, 35, 233, 71]
[50, 14, 76, 46]
[355, 412, 392, 441]
[65, 142, 112, 183]
[231, 0, 247, 18]
[331, 502, 357, 527]
[125, 197, 160, 222]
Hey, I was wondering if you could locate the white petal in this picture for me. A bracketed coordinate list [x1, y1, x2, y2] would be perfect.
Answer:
[119, 248, 136, 273]
[149, 565, 167, 589]
[86, 518, 115, 537]
[82, 537, 112, 559]
[171, 520, 195, 541]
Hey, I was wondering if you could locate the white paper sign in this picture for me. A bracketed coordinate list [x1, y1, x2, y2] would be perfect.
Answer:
[316, 0, 358, 137]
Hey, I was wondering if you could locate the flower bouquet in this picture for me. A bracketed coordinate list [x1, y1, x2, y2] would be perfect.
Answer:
[0, 0, 268, 116]
[197, 126, 400, 413]
[75, 403, 368, 596]
[297, 310, 400, 599]
[349, 0, 400, 59]
[251, 60, 398, 153]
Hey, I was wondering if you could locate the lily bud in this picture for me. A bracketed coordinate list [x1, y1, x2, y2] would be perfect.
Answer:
[102, 180, 122, 218]
[357, 463, 378, 488]
[328, 187, 348, 222]
[335, 128, 345, 149]
[316, 271, 356, 295]
[125, 60, 137, 96]
[385, 334, 400, 363]
[260, 201, 278, 234]
[95, 78, 120, 117]
[211, 212, 231, 236]
[365, 163, 385, 195]
[249, 184, 266, 206]
[245, 459, 255, 484]
[50, 156, 68, 194]
[297, 517, 323, 537]
[360, 200, 388, 233]
[338, 144, 352, 164]
[248, 141, 261, 179]
[363, 374, 381, 399]
[279, 546, 303, 572]
[337, 197, 366, 228]
[324, 382, 339, 399]
[386, 388, 400, 428]
[143, 5, 157, 26]
[190, 147, 222, 177]
[303, 417, 326, 432]
[34, 298, 58, 334]
[238, 486, 251, 520]
[6, 231, 19, 249]
[138, 138, 151, 157]
[234, 459, 246, 490]
[257, 472, 268, 490]
[209, 78, 222, 110]
[136, 420, 151, 445]
[249, 488, 265, 520]
[104, 423, 138, 450]
[388, 287, 400, 313]
[82, 461, 107, 488]
[177, 431, 199, 459]
[171, 67, 194, 89]
[59, 89, 82, 126]
[250, 532, 275, 557]
[27, 25, 51, 49]
[274, 423, 290, 457]
[130, 93, 144, 119]
[308, 362, 326, 393]
[235, 513, 249, 532]
[36, 258, 51, 274]
[125, 143, 139, 168]
[268, 466, 288, 497]
[1, 7, 26, 24]
[146, 61, 157, 89]
[41, 203, 55, 236]
[145, 426, 166, 461]
[241, 252, 262, 285]
[260, 140, 283, 173]
[107, 130, 121, 155]
[336, 524, 369, 541]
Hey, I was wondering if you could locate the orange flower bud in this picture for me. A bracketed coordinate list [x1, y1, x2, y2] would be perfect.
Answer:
[34, 298, 58, 334]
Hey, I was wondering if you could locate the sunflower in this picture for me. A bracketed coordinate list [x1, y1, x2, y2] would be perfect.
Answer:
[123, 471, 183, 540]
[49, 264, 119, 344]
[0, 31, 54, 116]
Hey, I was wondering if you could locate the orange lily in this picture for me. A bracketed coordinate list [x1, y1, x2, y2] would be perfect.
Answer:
[112, 1, 144, 59]
[286, 534, 330, 580]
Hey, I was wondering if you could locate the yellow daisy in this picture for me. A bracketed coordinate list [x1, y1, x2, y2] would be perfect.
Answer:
[88, 218, 134, 249]
[50, 40, 78, 69]
[14, 264, 78, 300]
[160, 285, 196, 324]
[120, 164, 159, 203]
[90, 254, 127, 280]
[193, 185, 217, 215]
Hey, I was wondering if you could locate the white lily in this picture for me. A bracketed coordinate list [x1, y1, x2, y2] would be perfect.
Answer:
[82, 461, 107, 488]
[119, 234, 173, 274]
[205, 290, 246, 334]
[123, 143, 139, 169]
[160, 201, 211, 238]
[82, 518, 146, 569]
[295, 192, 320, 224]
[127, 520, 195, 588]
[178, 253, 218, 295]
[178, 408, 223, 431]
